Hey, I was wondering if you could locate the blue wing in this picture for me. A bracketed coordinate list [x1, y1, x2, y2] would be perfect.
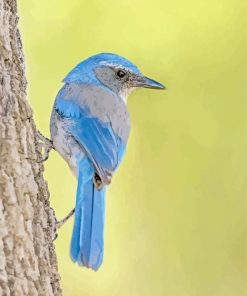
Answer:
[55, 90, 126, 181]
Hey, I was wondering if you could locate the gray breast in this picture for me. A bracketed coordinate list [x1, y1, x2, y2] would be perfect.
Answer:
[50, 107, 84, 176]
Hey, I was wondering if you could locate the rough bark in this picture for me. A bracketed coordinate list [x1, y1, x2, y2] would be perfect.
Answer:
[0, 0, 62, 295]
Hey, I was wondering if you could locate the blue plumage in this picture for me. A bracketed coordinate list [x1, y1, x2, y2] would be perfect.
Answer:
[63, 53, 141, 84]
[70, 157, 105, 270]
[50, 53, 164, 271]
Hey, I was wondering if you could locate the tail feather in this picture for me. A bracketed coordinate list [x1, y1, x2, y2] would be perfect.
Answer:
[70, 162, 105, 271]
[88, 186, 105, 268]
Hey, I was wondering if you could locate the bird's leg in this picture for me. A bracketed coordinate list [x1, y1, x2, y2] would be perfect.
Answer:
[36, 130, 54, 162]
[56, 208, 75, 229]
[50, 208, 75, 241]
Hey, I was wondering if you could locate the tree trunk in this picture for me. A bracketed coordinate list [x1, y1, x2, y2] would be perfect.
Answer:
[0, 0, 61, 295]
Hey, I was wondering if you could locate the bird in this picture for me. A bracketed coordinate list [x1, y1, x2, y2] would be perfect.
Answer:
[49, 53, 165, 271]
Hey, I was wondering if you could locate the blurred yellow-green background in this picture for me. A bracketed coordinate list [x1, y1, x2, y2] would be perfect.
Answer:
[18, 0, 246, 295]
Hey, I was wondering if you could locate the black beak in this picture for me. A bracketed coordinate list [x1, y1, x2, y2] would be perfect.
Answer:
[134, 75, 166, 89]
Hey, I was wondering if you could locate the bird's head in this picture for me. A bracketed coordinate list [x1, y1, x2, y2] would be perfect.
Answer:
[63, 53, 165, 102]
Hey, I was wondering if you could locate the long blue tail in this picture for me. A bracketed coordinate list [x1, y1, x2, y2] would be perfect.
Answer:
[70, 159, 106, 271]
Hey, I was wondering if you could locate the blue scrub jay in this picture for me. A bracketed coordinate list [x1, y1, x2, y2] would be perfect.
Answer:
[46, 53, 164, 271]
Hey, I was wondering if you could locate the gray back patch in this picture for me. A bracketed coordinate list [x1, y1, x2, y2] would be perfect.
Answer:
[59, 83, 131, 143]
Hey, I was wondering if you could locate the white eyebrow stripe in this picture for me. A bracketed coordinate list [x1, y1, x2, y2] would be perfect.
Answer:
[98, 61, 136, 76]
[99, 61, 120, 67]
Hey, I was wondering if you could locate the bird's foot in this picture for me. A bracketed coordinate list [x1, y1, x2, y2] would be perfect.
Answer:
[93, 171, 112, 190]
[104, 171, 113, 185]
[36, 130, 54, 162]
[93, 172, 104, 190]
[49, 207, 59, 241]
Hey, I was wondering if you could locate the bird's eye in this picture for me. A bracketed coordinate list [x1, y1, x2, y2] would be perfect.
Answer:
[116, 70, 126, 78]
